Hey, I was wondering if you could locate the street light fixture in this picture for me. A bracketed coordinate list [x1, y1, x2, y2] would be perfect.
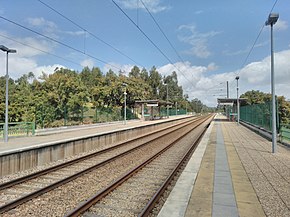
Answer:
[0, 45, 17, 142]
[235, 76, 240, 125]
[122, 83, 127, 125]
[175, 101, 177, 116]
[164, 83, 169, 118]
[265, 13, 279, 153]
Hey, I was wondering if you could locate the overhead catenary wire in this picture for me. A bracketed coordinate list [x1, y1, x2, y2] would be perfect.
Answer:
[0, 15, 122, 71]
[0, 33, 83, 67]
[236, 0, 279, 76]
[111, 0, 196, 88]
[228, 0, 279, 103]
[37, 0, 144, 68]
[140, 0, 185, 63]
[140, 0, 199, 91]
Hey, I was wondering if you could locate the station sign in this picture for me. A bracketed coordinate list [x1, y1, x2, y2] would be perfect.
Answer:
[147, 103, 158, 107]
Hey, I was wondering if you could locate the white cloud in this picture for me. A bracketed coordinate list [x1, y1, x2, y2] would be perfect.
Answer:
[27, 17, 57, 29]
[178, 24, 220, 58]
[157, 49, 290, 106]
[224, 41, 269, 56]
[207, 62, 218, 71]
[0, 54, 66, 79]
[158, 61, 207, 86]
[27, 17, 58, 38]
[27, 17, 86, 38]
[0, 31, 57, 58]
[117, 0, 169, 13]
[81, 58, 95, 69]
[64, 30, 86, 36]
[194, 10, 203, 15]
[34, 64, 66, 78]
[275, 19, 288, 31]
[239, 50, 290, 86]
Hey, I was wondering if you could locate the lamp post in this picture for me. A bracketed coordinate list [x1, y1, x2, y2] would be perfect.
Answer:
[164, 83, 169, 118]
[235, 76, 240, 125]
[175, 101, 177, 116]
[265, 13, 279, 153]
[123, 83, 127, 125]
[0, 45, 16, 142]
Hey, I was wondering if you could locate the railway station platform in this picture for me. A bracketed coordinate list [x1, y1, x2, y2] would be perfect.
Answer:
[0, 116, 188, 155]
[158, 114, 290, 217]
[0, 115, 190, 176]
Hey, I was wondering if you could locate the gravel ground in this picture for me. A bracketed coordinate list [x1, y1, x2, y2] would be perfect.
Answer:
[223, 122, 290, 217]
[1, 117, 202, 216]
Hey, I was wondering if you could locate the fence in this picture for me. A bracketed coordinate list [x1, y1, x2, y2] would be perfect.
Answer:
[240, 101, 275, 132]
[280, 125, 290, 143]
[0, 122, 35, 138]
[160, 108, 187, 117]
[36, 106, 138, 128]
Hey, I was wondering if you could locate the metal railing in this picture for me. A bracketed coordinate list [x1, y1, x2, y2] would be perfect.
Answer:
[280, 125, 290, 143]
[0, 122, 35, 138]
[240, 101, 273, 132]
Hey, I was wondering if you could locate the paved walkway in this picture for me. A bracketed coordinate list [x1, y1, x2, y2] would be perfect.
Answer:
[158, 115, 290, 217]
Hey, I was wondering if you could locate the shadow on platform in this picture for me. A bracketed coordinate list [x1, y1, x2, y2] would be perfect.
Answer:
[213, 119, 230, 122]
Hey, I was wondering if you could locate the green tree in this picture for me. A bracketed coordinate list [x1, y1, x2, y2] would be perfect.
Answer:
[148, 66, 162, 99]
[42, 68, 89, 121]
[129, 65, 141, 78]
[162, 71, 183, 101]
[140, 68, 149, 82]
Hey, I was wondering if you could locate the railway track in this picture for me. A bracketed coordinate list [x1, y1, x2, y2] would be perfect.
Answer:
[65, 114, 214, 217]
[0, 115, 209, 216]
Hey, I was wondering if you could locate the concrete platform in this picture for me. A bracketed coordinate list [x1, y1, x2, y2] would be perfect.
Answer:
[0, 116, 188, 155]
[158, 114, 290, 217]
[0, 115, 190, 176]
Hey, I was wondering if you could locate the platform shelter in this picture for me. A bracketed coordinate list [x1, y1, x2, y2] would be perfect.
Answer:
[217, 98, 247, 121]
[135, 100, 173, 120]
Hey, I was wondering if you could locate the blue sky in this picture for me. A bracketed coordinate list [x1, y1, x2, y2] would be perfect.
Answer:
[0, 0, 289, 106]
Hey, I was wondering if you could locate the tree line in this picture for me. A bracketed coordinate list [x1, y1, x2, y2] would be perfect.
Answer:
[0, 66, 209, 128]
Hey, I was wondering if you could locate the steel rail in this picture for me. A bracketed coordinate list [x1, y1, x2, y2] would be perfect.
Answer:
[64, 115, 213, 217]
[0, 116, 204, 214]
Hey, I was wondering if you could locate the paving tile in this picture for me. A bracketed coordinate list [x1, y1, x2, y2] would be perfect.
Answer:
[235, 191, 260, 203]
[191, 187, 213, 199]
[214, 176, 232, 185]
[185, 197, 212, 217]
[237, 201, 266, 217]
[158, 199, 189, 217]
[212, 204, 239, 217]
[233, 182, 256, 193]
[213, 192, 237, 206]
[212, 123, 239, 216]
[214, 171, 231, 177]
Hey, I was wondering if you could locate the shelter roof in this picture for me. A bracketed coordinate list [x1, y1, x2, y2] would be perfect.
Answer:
[217, 98, 247, 106]
[135, 100, 173, 106]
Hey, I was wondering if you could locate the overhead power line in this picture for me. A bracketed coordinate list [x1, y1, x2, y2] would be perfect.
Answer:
[37, 0, 144, 68]
[140, 0, 185, 63]
[0, 33, 82, 67]
[0, 15, 121, 71]
[111, 0, 196, 88]
[237, 0, 279, 75]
